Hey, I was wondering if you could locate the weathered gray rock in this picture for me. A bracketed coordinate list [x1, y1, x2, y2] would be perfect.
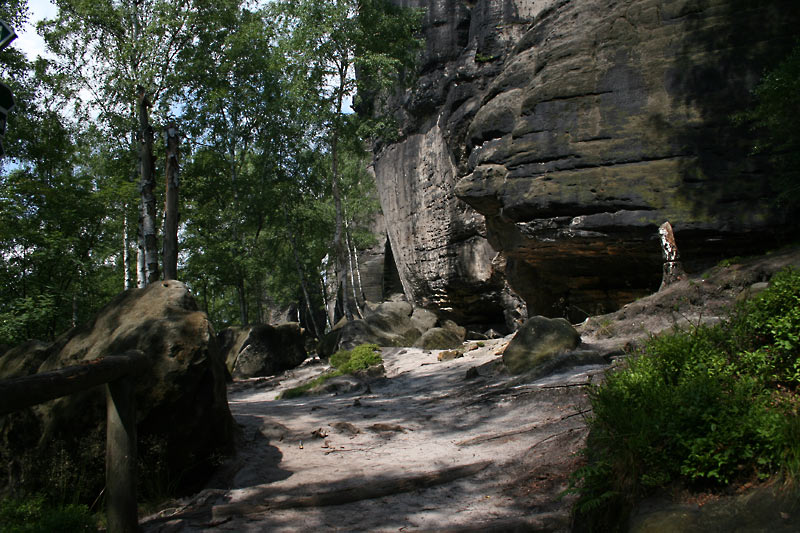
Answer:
[503, 316, 581, 374]
[337, 301, 422, 350]
[0, 281, 234, 499]
[0, 340, 50, 379]
[414, 327, 463, 350]
[410, 307, 439, 333]
[220, 323, 307, 379]
[380, 0, 800, 322]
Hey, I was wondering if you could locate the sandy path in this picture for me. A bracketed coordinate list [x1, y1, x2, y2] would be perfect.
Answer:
[142, 337, 607, 532]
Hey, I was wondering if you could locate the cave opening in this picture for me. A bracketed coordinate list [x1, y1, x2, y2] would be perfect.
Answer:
[382, 238, 404, 299]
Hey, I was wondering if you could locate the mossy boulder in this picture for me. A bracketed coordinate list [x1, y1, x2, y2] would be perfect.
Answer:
[503, 316, 581, 374]
[0, 281, 234, 501]
[414, 319, 466, 350]
[336, 302, 422, 350]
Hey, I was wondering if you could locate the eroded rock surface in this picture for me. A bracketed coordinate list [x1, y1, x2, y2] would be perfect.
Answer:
[379, 0, 800, 322]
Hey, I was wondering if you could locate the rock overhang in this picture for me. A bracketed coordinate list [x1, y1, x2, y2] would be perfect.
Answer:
[379, 0, 799, 324]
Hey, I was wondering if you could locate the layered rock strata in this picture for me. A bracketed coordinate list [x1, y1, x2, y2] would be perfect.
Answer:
[381, 0, 800, 321]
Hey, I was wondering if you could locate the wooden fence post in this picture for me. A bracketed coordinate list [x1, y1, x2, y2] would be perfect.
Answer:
[106, 376, 139, 533]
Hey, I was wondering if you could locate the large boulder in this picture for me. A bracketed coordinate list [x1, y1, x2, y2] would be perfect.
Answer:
[0, 280, 234, 500]
[414, 318, 467, 350]
[414, 327, 463, 350]
[318, 301, 476, 353]
[338, 301, 422, 350]
[219, 323, 307, 379]
[503, 316, 581, 374]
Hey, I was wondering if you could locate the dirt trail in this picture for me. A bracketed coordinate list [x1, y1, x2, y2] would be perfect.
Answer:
[142, 247, 800, 532]
[142, 338, 605, 532]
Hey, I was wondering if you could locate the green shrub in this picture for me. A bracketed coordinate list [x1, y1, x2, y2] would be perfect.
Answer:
[571, 267, 800, 530]
[280, 344, 382, 399]
[728, 268, 800, 384]
[330, 343, 381, 373]
[0, 495, 96, 533]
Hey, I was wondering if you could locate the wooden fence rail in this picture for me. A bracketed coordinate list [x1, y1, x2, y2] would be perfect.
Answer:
[0, 350, 149, 533]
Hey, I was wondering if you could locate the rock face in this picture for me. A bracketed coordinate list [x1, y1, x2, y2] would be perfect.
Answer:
[381, 0, 800, 322]
[0, 281, 234, 499]
[503, 315, 581, 374]
[219, 323, 308, 379]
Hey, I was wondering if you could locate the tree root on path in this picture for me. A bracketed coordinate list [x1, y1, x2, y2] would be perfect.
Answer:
[456, 409, 590, 446]
[211, 460, 492, 521]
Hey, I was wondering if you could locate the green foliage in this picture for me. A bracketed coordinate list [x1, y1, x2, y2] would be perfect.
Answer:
[728, 268, 800, 384]
[571, 268, 800, 530]
[735, 42, 800, 218]
[330, 343, 382, 373]
[0, 495, 95, 533]
[2, 0, 417, 343]
[280, 343, 382, 398]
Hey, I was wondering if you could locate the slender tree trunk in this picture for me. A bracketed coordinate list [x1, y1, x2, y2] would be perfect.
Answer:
[138, 86, 159, 286]
[344, 227, 363, 319]
[331, 68, 354, 321]
[136, 208, 146, 288]
[163, 123, 180, 280]
[236, 277, 248, 326]
[283, 207, 321, 338]
[344, 213, 367, 303]
[122, 210, 132, 290]
[72, 293, 78, 328]
[321, 260, 335, 330]
[331, 134, 354, 321]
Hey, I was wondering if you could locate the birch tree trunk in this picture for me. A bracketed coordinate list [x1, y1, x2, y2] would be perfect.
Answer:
[344, 227, 363, 319]
[136, 209, 146, 288]
[163, 123, 180, 280]
[138, 86, 159, 286]
[122, 211, 132, 290]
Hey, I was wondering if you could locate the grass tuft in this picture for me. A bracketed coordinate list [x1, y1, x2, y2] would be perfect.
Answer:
[279, 344, 382, 399]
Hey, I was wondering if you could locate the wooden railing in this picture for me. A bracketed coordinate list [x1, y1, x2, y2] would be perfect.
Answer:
[0, 350, 149, 533]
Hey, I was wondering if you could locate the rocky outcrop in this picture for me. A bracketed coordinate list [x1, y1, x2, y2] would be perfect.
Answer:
[0, 281, 234, 499]
[219, 323, 308, 379]
[336, 301, 423, 351]
[373, 120, 519, 328]
[319, 300, 475, 354]
[381, 0, 800, 322]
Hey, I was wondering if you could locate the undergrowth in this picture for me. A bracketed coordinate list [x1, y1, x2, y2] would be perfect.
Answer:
[570, 267, 800, 531]
[0, 494, 96, 532]
[280, 344, 382, 399]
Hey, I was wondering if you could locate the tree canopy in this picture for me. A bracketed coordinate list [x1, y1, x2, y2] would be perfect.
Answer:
[0, 0, 423, 346]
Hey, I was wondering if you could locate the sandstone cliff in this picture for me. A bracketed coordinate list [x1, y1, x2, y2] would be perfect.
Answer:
[376, 0, 800, 322]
